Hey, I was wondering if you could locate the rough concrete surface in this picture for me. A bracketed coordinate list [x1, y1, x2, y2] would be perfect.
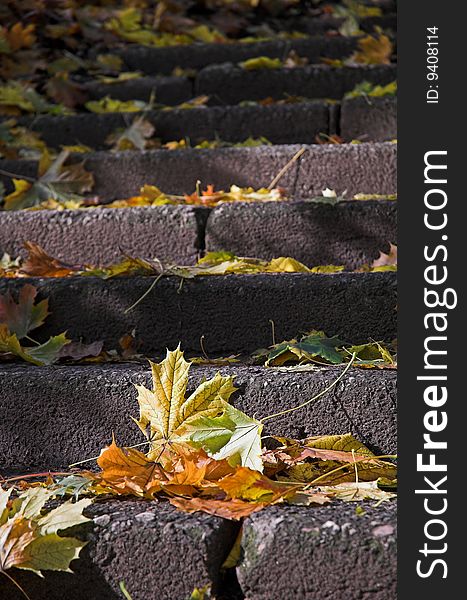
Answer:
[0, 272, 397, 355]
[237, 501, 397, 600]
[0, 205, 202, 265]
[341, 96, 397, 142]
[24, 102, 330, 150]
[295, 142, 397, 196]
[0, 144, 397, 200]
[196, 65, 397, 104]
[120, 37, 357, 75]
[205, 200, 397, 269]
[3, 500, 238, 600]
[85, 75, 192, 105]
[0, 363, 396, 470]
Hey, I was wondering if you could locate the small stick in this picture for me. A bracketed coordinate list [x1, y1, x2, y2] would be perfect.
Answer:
[260, 353, 355, 423]
[1, 571, 33, 600]
[0, 168, 36, 182]
[268, 147, 306, 189]
[124, 273, 164, 313]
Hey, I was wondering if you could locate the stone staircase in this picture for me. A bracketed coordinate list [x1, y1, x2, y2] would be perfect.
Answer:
[0, 1, 397, 598]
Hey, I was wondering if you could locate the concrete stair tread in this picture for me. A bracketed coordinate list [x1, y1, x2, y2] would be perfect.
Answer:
[0, 362, 396, 471]
[0, 272, 397, 356]
[0, 143, 397, 200]
[18, 97, 396, 150]
[0, 199, 396, 268]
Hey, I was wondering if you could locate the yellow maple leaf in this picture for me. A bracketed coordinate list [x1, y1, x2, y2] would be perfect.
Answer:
[351, 34, 393, 65]
[134, 346, 237, 459]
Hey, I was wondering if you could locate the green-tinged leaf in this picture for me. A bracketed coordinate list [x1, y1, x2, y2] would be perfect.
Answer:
[37, 498, 92, 535]
[0, 489, 12, 525]
[0, 325, 70, 366]
[310, 265, 344, 274]
[188, 403, 263, 472]
[264, 331, 345, 366]
[25, 333, 71, 366]
[11, 488, 52, 520]
[133, 347, 237, 458]
[345, 80, 397, 99]
[17, 534, 86, 574]
[52, 475, 93, 500]
[85, 96, 147, 113]
[240, 56, 282, 70]
[0, 488, 90, 576]
[221, 529, 243, 569]
[346, 342, 395, 366]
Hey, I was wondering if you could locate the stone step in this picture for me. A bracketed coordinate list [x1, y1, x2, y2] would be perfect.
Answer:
[0, 143, 397, 201]
[341, 96, 397, 142]
[205, 200, 396, 270]
[195, 65, 396, 104]
[0, 205, 203, 266]
[2, 500, 239, 600]
[0, 200, 395, 268]
[0, 272, 397, 357]
[0, 363, 396, 471]
[23, 102, 331, 150]
[119, 36, 359, 75]
[238, 501, 397, 600]
[84, 74, 192, 105]
[21, 97, 396, 150]
[0, 498, 396, 600]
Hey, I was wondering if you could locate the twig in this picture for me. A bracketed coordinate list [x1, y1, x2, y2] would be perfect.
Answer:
[304, 454, 397, 488]
[260, 353, 355, 423]
[268, 147, 306, 189]
[0, 168, 36, 183]
[1, 570, 33, 600]
[269, 319, 276, 346]
[68, 441, 150, 468]
[1, 471, 70, 484]
[124, 273, 164, 313]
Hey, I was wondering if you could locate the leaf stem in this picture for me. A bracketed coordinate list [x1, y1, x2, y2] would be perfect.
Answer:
[303, 454, 397, 488]
[268, 147, 306, 189]
[68, 441, 150, 468]
[1, 570, 33, 600]
[124, 273, 163, 313]
[260, 353, 356, 423]
[0, 168, 36, 183]
[1, 471, 71, 484]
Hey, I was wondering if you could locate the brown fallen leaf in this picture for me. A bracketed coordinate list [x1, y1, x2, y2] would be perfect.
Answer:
[21, 241, 77, 277]
[350, 34, 393, 65]
[0, 283, 48, 339]
[169, 496, 267, 520]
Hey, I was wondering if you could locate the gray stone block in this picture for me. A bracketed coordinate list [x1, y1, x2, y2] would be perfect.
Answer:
[0, 272, 397, 355]
[196, 65, 397, 104]
[3, 500, 238, 600]
[0, 206, 202, 265]
[341, 96, 397, 142]
[0, 363, 396, 470]
[295, 142, 397, 197]
[0, 144, 398, 201]
[84, 75, 193, 105]
[205, 200, 396, 269]
[238, 502, 397, 600]
[120, 37, 357, 75]
[24, 102, 330, 150]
